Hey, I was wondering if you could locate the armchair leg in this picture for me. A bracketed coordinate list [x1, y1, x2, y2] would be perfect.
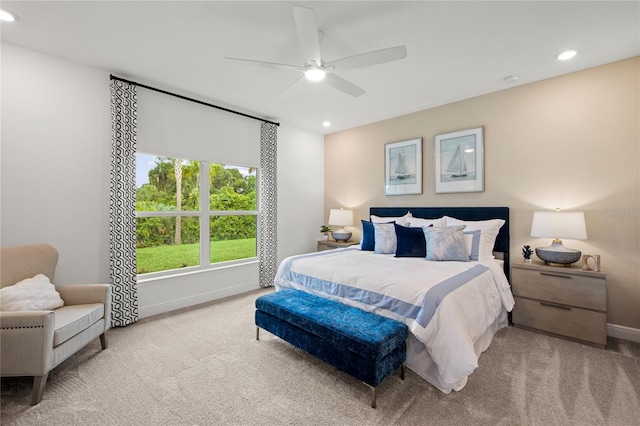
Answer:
[100, 332, 108, 350]
[31, 373, 48, 405]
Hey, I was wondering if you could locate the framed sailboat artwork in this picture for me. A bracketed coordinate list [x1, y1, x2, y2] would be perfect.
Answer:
[385, 138, 422, 195]
[435, 127, 484, 193]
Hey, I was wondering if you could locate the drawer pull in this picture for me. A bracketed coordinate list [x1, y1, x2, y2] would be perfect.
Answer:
[540, 272, 572, 279]
[540, 301, 571, 310]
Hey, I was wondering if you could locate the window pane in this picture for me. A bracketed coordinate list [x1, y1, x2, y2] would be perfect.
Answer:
[136, 217, 200, 274]
[136, 154, 200, 212]
[210, 215, 257, 263]
[209, 164, 256, 211]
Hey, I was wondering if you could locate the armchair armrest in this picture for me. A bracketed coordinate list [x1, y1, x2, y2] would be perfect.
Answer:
[0, 311, 55, 376]
[58, 284, 111, 306]
[0, 310, 54, 328]
[57, 284, 112, 331]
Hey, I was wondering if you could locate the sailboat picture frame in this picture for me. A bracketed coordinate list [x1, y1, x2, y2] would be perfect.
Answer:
[385, 138, 422, 195]
[435, 127, 484, 193]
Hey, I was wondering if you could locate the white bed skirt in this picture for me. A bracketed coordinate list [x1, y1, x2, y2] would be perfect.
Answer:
[405, 309, 509, 393]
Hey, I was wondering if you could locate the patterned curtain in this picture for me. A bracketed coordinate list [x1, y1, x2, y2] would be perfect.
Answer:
[109, 80, 138, 326]
[259, 122, 278, 287]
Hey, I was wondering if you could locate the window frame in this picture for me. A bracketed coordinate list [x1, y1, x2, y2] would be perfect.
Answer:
[135, 158, 259, 280]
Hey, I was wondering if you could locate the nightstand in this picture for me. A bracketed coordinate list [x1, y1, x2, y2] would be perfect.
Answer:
[317, 240, 359, 251]
[511, 261, 607, 348]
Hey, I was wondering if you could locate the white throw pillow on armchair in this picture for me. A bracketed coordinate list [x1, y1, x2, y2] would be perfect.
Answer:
[0, 274, 64, 311]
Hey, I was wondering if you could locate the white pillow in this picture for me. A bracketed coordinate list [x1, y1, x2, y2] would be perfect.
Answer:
[406, 217, 444, 228]
[444, 216, 505, 261]
[373, 222, 397, 254]
[0, 274, 64, 311]
[371, 213, 411, 226]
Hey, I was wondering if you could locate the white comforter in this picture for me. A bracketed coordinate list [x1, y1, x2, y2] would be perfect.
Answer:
[274, 248, 515, 393]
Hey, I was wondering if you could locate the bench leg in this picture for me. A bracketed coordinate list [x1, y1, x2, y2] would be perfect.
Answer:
[365, 365, 403, 409]
[365, 384, 377, 409]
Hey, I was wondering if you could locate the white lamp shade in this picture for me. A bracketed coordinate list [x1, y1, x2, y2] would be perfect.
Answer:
[530, 211, 587, 240]
[328, 209, 354, 227]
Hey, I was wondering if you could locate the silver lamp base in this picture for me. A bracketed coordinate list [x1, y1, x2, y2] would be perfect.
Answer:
[331, 228, 352, 242]
[535, 240, 581, 265]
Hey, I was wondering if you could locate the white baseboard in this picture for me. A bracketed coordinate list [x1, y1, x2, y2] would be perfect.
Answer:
[139, 281, 259, 319]
[607, 323, 640, 343]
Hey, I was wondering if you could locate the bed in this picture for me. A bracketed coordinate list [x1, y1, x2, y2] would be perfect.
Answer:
[274, 207, 514, 393]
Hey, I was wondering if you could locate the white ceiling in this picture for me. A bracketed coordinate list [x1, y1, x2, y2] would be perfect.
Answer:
[2, 1, 638, 134]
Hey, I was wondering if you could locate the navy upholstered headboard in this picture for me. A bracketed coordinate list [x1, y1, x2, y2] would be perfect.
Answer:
[369, 206, 510, 278]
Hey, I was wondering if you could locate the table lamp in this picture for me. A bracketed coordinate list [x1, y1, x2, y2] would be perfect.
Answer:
[530, 210, 587, 265]
[328, 209, 354, 242]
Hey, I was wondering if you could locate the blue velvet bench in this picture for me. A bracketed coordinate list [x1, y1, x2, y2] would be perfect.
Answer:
[255, 289, 408, 408]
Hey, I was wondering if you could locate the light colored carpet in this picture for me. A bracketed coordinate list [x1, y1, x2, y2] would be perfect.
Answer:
[2, 288, 639, 425]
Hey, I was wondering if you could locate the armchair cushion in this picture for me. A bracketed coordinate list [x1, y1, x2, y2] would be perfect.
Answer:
[53, 304, 104, 347]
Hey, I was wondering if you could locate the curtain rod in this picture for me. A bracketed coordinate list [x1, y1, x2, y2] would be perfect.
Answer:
[110, 74, 280, 127]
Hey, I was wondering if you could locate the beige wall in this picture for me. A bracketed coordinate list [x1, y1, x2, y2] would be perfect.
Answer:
[324, 57, 640, 330]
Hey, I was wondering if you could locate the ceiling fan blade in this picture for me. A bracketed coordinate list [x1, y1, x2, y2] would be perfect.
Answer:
[278, 76, 306, 99]
[224, 57, 302, 72]
[326, 46, 407, 71]
[325, 73, 365, 97]
[293, 7, 322, 65]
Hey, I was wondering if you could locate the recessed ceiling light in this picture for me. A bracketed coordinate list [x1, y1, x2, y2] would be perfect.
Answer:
[555, 49, 578, 61]
[322, 121, 331, 127]
[503, 75, 520, 84]
[0, 8, 19, 22]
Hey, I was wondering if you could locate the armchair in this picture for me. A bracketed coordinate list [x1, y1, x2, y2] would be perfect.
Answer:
[0, 244, 111, 405]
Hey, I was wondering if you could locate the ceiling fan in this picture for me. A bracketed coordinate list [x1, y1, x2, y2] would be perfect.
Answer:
[225, 7, 407, 98]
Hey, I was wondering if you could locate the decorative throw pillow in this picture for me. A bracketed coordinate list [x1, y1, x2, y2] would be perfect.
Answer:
[394, 223, 427, 258]
[373, 222, 397, 254]
[360, 220, 375, 251]
[423, 225, 469, 261]
[443, 216, 505, 260]
[0, 274, 64, 311]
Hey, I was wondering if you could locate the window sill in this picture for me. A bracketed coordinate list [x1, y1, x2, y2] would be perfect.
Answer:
[137, 258, 259, 287]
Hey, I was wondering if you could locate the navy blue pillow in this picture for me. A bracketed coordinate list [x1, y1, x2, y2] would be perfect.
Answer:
[361, 220, 375, 251]
[394, 223, 427, 258]
[362, 220, 396, 251]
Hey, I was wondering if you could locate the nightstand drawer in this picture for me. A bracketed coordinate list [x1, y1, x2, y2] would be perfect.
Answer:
[511, 267, 606, 311]
[317, 240, 359, 251]
[317, 243, 338, 251]
[513, 296, 607, 345]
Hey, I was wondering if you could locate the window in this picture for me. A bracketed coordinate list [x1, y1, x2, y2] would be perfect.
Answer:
[136, 153, 258, 276]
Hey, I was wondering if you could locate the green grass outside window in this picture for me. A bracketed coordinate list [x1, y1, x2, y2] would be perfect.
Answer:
[136, 238, 256, 274]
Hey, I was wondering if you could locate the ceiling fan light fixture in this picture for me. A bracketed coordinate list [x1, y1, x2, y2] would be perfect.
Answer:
[0, 8, 19, 22]
[305, 67, 326, 81]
